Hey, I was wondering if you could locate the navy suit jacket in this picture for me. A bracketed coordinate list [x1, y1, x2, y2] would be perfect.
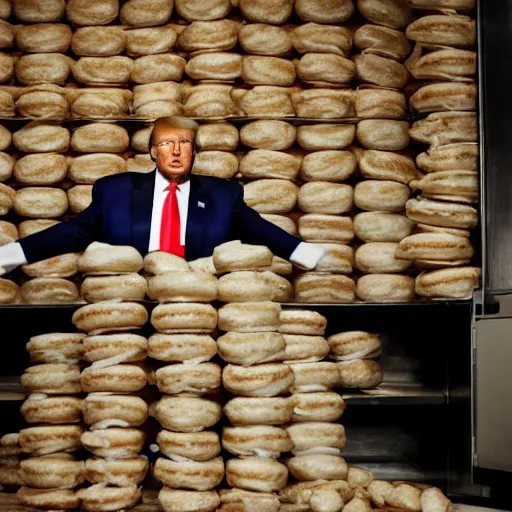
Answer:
[20, 171, 302, 264]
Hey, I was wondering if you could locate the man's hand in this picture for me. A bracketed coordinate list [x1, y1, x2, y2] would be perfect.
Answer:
[0, 264, 19, 276]
[290, 242, 326, 270]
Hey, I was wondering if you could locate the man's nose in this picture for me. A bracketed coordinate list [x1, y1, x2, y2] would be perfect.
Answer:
[172, 146, 181, 156]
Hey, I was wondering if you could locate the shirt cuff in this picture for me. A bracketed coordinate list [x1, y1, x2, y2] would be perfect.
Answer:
[0, 242, 28, 269]
[289, 242, 325, 270]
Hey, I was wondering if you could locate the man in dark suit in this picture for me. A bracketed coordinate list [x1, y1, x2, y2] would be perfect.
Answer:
[0, 116, 324, 273]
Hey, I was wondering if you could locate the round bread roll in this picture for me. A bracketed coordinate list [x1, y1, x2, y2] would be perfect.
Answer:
[183, 83, 238, 118]
[286, 454, 348, 481]
[159, 489, 220, 512]
[0, 220, 17, 246]
[155, 457, 224, 491]
[298, 182, 353, 215]
[177, 20, 237, 52]
[406, 15, 476, 48]
[85, 456, 148, 487]
[297, 53, 355, 86]
[127, 154, 154, 173]
[81, 428, 144, 457]
[290, 392, 345, 422]
[133, 82, 181, 114]
[71, 56, 132, 85]
[0, 182, 14, 215]
[152, 362, 221, 395]
[415, 267, 481, 299]
[217, 331, 285, 365]
[300, 150, 356, 182]
[298, 214, 354, 244]
[152, 396, 222, 432]
[279, 310, 327, 336]
[78, 242, 143, 274]
[355, 242, 412, 273]
[291, 88, 355, 118]
[355, 86, 407, 119]
[175, 0, 230, 20]
[16, 86, 69, 119]
[21, 253, 78, 278]
[238, 0, 292, 24]
[270, 256, 293, 276]
[15, 24, 71, 53]
[353, 212, 414, 242]
[286, 422, 346, 453]
[355, 274, 415, 303]
[81, 364, 147, 393]
[19, 425, 83, 456]
[81, 274, 148, 303]
[218, 271, 293, 303]
[120, 0, 172, 27]
[236, 85, 295, 117]
[197, 123, 238, 151]
[294, 273, 356, 303]
[78, 485, 141, 512]
[0, 124, 10, 151]
[83, 333, 146, 364]
[131, 126, 152, 152]
[359, 150, 418, 185]
[0, 277, 18, 303]
[72, 302, 148, 334]
[125, 26, 176, 57]
[415, 223, 470, 238]
[17, 487, 79, 509]
[151, 303, 218, 333]
[26, 332, 83, 364]
[185, 52, 242, 82]
[69, 154, 126, 184]
[226, 457, 288, 492]
[69, 88, 132, 118]
[0, 53, 13, 83]
[0, 20, 11, 49]
[71, 123, 129, 153]
[327, 331, 381, 361]
[408, 49, 476, 82]
[242, 56, 296, 86]
[218, 301, 281, 332]
[131, 53, 186, 84]
[225, 397, 292, 426]
[357, 0, 412, 29]
[21, 395, 82, 424]
[71, 26, 125, 56]
[284, 334, 329, 363]
[406, 197, 478, 229]
[291, 23, 352, 56]
[0, 152, 13, 181]
[289, 362, 339, 393]
[354, 24, 411, 61]
[13, 122, 69, 153]
[408, 0, 475, 10]
[410, 82, 477, 113]
[261, 214, 297, 235]
[20, 455, 84, 489]
[157, 431, 221, 462]
[240, 120, 296, 150]
[15, 53, 69, 85]
[21, 363, 81, 394]
[66, 0, 118, 25]
[82, 394, 148, 428]
[409, 112, 477, 146]
[223, 364, 293, 397]
[337, 358, 383, 387]
[192, 151, 238, 179]
[354, 180, 410, 212]
[356, 120, 409, 150]
[355, 54, 409, 88]
[223, 426, 292, 457]
[297, 124, 355, 151]
[410, 170, 478, 203]
[13, 0, 64, 22]
[67, 184, 92, 214]
[244, 179, 298, 213]
[314, 243, 353, 274]
[0, 0, 8, 19]
[416, 143, 478, 173]
[144, 251, 189, 274]
[295, 0, 354, 23]
[14, 188, 68, 218]
[148, 271, 218, 303]
[347, 467, 374, 488]
[395, 232, 474, 262]
[240, 150, 300, 181]
[239, 24, 292, 56]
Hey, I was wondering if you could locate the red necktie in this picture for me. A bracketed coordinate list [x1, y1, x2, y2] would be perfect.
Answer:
[160, 182, 184, 257]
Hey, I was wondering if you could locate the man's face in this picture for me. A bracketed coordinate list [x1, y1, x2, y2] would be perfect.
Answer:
[151, 126, 194, 181]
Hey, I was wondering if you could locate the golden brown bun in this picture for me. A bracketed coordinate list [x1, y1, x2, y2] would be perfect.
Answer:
[409, 0, 475, 8]
[17, 487, 79, 509]
[0, 277, 18, 303]
[353, 212, 414, 242]
[20, 455, 84, 489]
[132, 81, 181, 115]
[283, 334, 329, 363]
[83, 333, 147, 363]
[297, 124, 355, 150]
[0, 182, 14, 215]
[78, 485, 141, 512]
[286, 422, 346, 453]
[71, 123, 129, 153]
[415, 266, 481, 299]
[415, 223, 470, 238]
[240, 120, 296, 150]
[298, 53, 355, 86]
[20, 278, 79, 304]
[192, 151, 238, 179]
[314, 243, 354, 274]
[0, 152, 13, 181]
[0, 220, 17, 245]
[154, 457, 224, 491]
[197, 123, 238, 151]
[290, 392, 346, 422]
[67, 184, 92, 213]
[185, 52, 242, 81]
[355, 242, 412, 273]
[81, 364, 147, 393]
[14, 187, 68, 218]
[69, 154, 126, 184]
[241, 56, 295, 86]
[71, 26, 125, 56]
[79, 242, 143, 275]
[396, 232, 474, 262]
[289, 361, 339, 393]
[144, 251, 189, 274]
[347, 467, 374, 487]
[0, 53, 13, 83]
[19, 425, 84, 456]
[157, 430, 221, 462]
[406, 197, 478, 229]
[127, 154, 154, 173]
[21, 363, 81, 394]
[0, 21, 12, 50]
[261, 214, 297, 235]
[226, 457, 288, 492]
[218, 271, 293, 303]
[355, 86, 407, 119]
[13, 0, 65, 22]
[409, 112, 477, 146]
[218, 301, 281, 332]
[66, 0, 118, 26]
[81, 273, 148, 303]
[238, 0, 292, 24]
[223, 363, 293, 396]
[223, 426, 292, 457]
[81, 428, 145, 458]
[410, 82, 477, 113]
[152, 362, 221, 395]
[244, 179, 298, 213]
[69, 88, 132, 118]
[279, 309, 327, 336]
[337, 359, 383, 387]
[81, 394, 148, 428]
[235, 85, 295, 117]
[131, 53, 186, 84]
[0, 0, 9, 19]
[406, 15, 476, 48]
[21, 395, 82, 424]
[354, 24, 411, 61]
[183, 84, 238, 118]
[291, 88, 355, 119]
[355, 274, 415, 303]
[148, 271, 217, 303]
[357, 0, 412, 29]
[85, 456, 148, 487]
[407, 48, 476, 82]
[175, 0, 231, 20]
[217, 331, 285, 365]
[26, 332, 83, 364]
[291, 23, 352, 56]
[298, 182, 353, 214]
[354, 180, 410, 212]
[15, 53, 70, 85]
[14, 153, 66, 185]
[71, 56, 132, 86]
[328, 331, 381, 361]
[357, 119, 410, 150]
[125, 26, 176, 57]
[0, 89, 15, 117]
[15, 23, 71, 53]
[360, 150, 418, 184]
[410, 170, 478, 203]
[416, 143, 478, 173]
[0, 124, 10, 151]
[239, 24, 292, 56]
[300, 150, 356, 182]
[120, 0, 172, 26]
[159, 489, 220, 512]
[220, 488, 280, 512]
[13, 121, 69, 153]
[224, 397, 292, 426]
[286, 454, 348, 481]
[294, 273, 356, 303]
[177, 20, 237, 52]
[295, 0, 354, 23]
[151, 303, 218, 333]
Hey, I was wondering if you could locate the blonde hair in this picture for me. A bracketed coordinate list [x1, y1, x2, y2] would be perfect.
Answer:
[149, 116, 199, 151]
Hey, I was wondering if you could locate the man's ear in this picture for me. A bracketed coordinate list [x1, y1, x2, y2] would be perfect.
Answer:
[150, 146, 157, 161]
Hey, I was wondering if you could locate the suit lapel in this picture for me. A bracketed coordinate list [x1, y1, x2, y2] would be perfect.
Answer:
[185, 175, 208, 261]
[131, 170, 155, 256]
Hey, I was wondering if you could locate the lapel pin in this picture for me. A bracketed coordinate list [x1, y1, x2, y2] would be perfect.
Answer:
[198, 201, 205, 208]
